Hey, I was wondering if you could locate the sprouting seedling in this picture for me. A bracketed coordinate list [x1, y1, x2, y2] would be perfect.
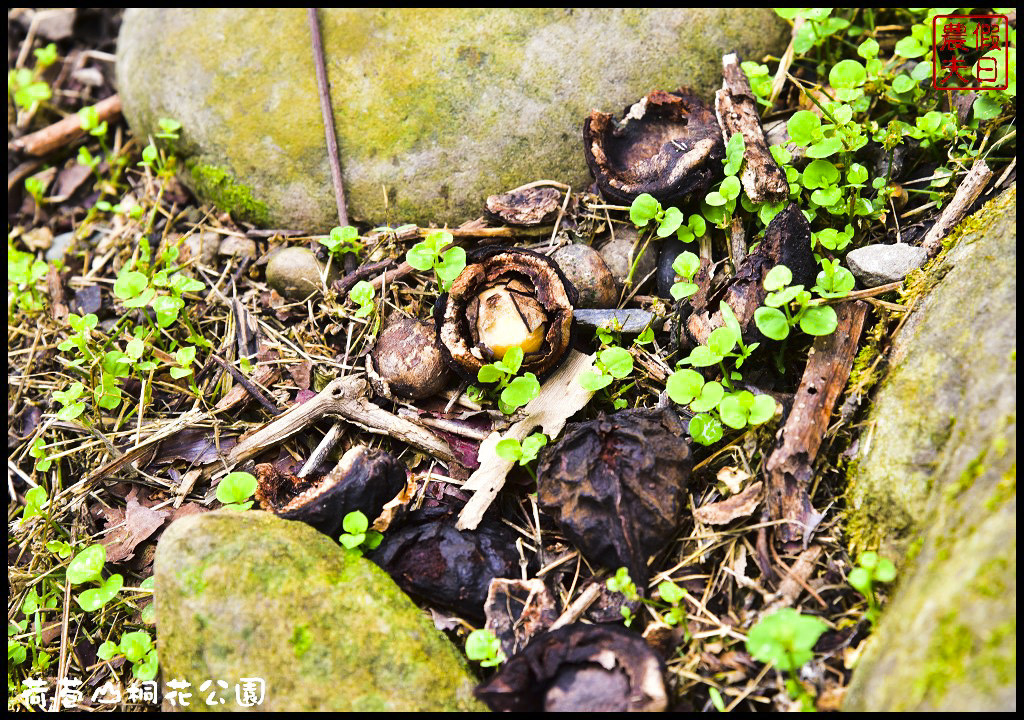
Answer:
[718, 391, 777, 430]
[722, 132, 745, 176]
[169, 345, 197, 381]
[465, 628, 506, 668]
[629, 193, 707, 245]
[811, 257, 855, 298]
[154, 117, 182, 141]
[656, 579, 687, 628]
[495, 432, 548, 478]
[406, 230, 466, 291]
[745, 608, 828, 709]
[216, 471, 257, 511]
[321, 225, 362, 258]
[67, 544, 123, 612]
[579, 345, 633, 392]
[339, 510, 383, 554]
[21, 486, 48, 518]
[348, 280, 375, 319]
[848, 551, 896, 627]
[98, 630, 159, 681]
[24, 175, 47, 206]
[476, 346, 541, 414]
[606, 567, 640, 625]
[753, 264, 838, 340]
[670, 250, 700, 301]
[78, 105, 108, 138]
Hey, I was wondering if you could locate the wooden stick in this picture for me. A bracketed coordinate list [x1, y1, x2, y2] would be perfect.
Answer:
[227, 375, 454, 467]
[920, 158, 992, 257]
[9, 94, 122, 156]
[307, 8, 348, 227]
[765, 301, 868, 544]
[716, 53, 789, 204]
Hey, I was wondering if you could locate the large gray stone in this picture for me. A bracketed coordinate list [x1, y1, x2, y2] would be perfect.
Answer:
[154, 510, 485, 711]
[116, 9, 788, 230]
[843, 186, 1016, 712]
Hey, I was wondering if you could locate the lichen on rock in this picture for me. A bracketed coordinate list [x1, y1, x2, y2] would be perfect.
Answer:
[116, 8, 788, 230]
[154, 510, 485, 711]
[843, 186, 1016, 712]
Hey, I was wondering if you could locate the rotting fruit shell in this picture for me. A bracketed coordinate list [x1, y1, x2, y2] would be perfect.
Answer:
[253, 445, 406, 538]
[583, 88, 724, 206]
[367, 317, 452, 400]
[434, 247, 577, 382]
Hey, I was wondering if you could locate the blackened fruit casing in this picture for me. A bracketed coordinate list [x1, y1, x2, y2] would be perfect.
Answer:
[536, 407, 692, 588]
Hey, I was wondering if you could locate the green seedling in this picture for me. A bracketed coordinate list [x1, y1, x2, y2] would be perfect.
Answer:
[78, 105, 108, 138]
[8, 243, 49, 315]
[66, 544, 123, 612]
[8, 66, 51, 111]
[21, 486, 48, 518]
[811, 257, 855, 298]
[321, 225, 362, 257]
[718, 391, 776, 430]
[477, 346, 541, 414]
[465, 628, 505, 668]
[406, 230, 466, 291]
[495, 432, 548, 478]
[216, 471, 257, 511]
[753, 265, 838, 341]
[51, 381, 87, 421]
[348, 280, 375, 318]
[579, 345, 633, 391]
[670, 250, 701, 301]
[606, 567, 641, 625]
[746, 607, 828, 710]
[339, 510, 383, 554]
[98, 630, 159, 681]
[154, 117, 182, 140]
[29, 437, 52, 472]
[848, 551, 896, 627]
[606, 567, 689, 630]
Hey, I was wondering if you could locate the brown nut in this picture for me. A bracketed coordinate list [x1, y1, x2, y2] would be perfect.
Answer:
[583, 88, 724, 206]
[367, 317, 452, 400]
[434, 247, 576, 382]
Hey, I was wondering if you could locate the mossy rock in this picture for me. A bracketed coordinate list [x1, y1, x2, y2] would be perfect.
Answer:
[116, 8, 788, 230]
[843, 186, 1016, 712]
[154, 510, 485, 711]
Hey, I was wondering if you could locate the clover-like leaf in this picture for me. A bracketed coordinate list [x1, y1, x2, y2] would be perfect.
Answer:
[799, 305, 838, 336]
[689, 380, 725, 413]
[599, 346, 633, 379]
[754, 307, 790, 341]
[501, 373, 540, 410]
[763, 265, 793, 292]
[689, 413, 723, 446]
[666, 368, 705, 405]
[629, 193, 661, 227]
[67, 544, 106, 585]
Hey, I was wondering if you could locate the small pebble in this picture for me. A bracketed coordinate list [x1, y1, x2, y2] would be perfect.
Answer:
[599, 226, 657, 287]
[574, 308, 658, 335]
[846, 243, 928, 288]
[265, 246, 325, 301]
[552, 244, 618, 308]
[217, 235, 256, 259]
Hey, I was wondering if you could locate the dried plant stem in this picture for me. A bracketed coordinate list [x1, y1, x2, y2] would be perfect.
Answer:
[308, 8, 348, 227]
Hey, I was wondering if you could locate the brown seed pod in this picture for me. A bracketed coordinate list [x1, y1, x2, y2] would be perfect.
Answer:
[434, 247, 577, 382]
[367, 317, 452, 400]
[254, 446, 406, 538]
[583, 88, 724, 206]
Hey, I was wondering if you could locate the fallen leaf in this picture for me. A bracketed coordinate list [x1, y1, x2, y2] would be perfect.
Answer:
[485, 578, 559, 657]
[694, 481, 764, 525]
[100, 493, 169, 563]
